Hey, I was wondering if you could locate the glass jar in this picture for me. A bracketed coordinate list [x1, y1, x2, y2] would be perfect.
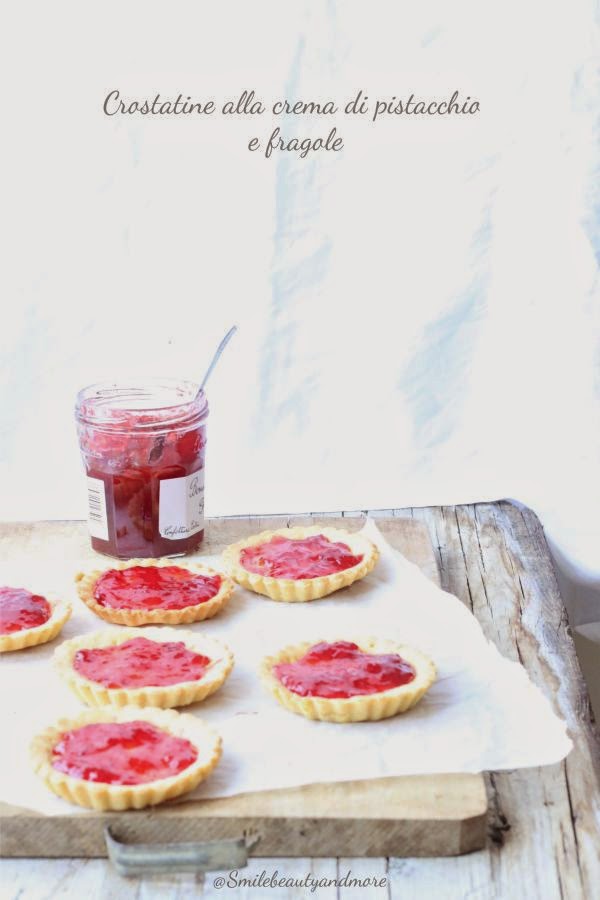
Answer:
[75, 379, 208, 559]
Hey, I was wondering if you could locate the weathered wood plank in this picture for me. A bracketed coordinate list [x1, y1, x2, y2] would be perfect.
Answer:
[3, 503, 598, 900]
[393, 502, 600, 900]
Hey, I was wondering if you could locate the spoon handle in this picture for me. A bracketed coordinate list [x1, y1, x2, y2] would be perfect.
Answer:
[198, 325, 238, 396]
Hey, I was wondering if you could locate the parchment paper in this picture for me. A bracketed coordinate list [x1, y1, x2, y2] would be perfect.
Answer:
[0, 520, 571, 815]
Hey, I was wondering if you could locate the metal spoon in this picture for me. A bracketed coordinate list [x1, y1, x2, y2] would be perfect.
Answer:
[148, 325, 238, 463]
[196, 324, 238, 399]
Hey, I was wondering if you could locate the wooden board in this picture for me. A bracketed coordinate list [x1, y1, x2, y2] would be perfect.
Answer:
[4, 504, 599, 897]
[0, 515, 488, 859]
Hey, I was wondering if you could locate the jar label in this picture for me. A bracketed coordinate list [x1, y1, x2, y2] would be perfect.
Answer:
[159, 471, 205, 540]
[86, 476, 109, 541]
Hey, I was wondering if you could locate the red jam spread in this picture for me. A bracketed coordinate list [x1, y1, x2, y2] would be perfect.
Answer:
[51, 721, 198, 785]
[273, 641, 415, 699]
[73, 637, 211, 688]
[93, 566, 221, 610]
[240, 535, 363, 580]
[76, 382, 207, 559]
[0, 587, 51, 635]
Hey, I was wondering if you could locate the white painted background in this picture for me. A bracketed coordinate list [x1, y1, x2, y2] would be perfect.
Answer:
[2, 1, 599, 584]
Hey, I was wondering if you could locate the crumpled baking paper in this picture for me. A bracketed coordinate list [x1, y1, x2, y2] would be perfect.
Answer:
[0, 519, 571, 815]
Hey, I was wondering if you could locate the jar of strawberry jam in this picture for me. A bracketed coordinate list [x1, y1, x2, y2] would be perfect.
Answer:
[75, 380, 208, 559]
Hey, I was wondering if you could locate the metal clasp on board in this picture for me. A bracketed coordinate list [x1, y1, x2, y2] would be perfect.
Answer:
[104, 825, 261, 876]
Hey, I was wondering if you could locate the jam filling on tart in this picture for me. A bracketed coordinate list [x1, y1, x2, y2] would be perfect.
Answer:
[93, 566, 221, 611]
[240, 535, 364, 580]
[51, 721, 198, 785]
[73, 637, 211, 689]
[0, 587, 52, 635]
[273, 641, 416, 699]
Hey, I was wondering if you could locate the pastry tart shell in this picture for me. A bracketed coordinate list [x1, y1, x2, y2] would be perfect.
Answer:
[75, 558, 234, 625]
[222, 526, 379, 602]
[30, 706, 222, 810]
[261, 638, 436, 722]
[54, 627, 234, 709]
[0, 595, 71, 653]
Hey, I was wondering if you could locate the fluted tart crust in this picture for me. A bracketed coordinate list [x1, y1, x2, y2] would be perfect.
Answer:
[74, 557, 234, 625]
[261, 638, 436, 722]
[222, 526, 379, 601]
[30, 706, 222, 810]
[54, 627, 234, 709]
[0, 590, 71, 653]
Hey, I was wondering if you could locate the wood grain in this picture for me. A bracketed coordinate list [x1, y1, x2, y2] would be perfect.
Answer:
[0, 515, 488, 860]
[2, 502, 599, 900]
[406, 502, 600, 900]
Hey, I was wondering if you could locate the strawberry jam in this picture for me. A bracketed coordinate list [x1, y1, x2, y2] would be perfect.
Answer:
[240, 535, 363, 579]
[93, 566, 221, 611]
[75, 380, 208, 559]
[0, 587, 51, 634]
[74, 637, 211, 688]
[51, 721, 197, 785]
[273, 641, 415, 698]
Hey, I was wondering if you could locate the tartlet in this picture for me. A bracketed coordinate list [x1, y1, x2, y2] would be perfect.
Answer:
[74, 558, 234, 625]
[30, 706, 222, 810]
[222, 526, 379, 601]
[261, 638, 436, 722]
[54, 627, 234, 709]
[0, 586, 71, 653]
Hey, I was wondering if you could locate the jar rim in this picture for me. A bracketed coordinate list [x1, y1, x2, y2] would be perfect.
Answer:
[75, 378, 208, 432]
